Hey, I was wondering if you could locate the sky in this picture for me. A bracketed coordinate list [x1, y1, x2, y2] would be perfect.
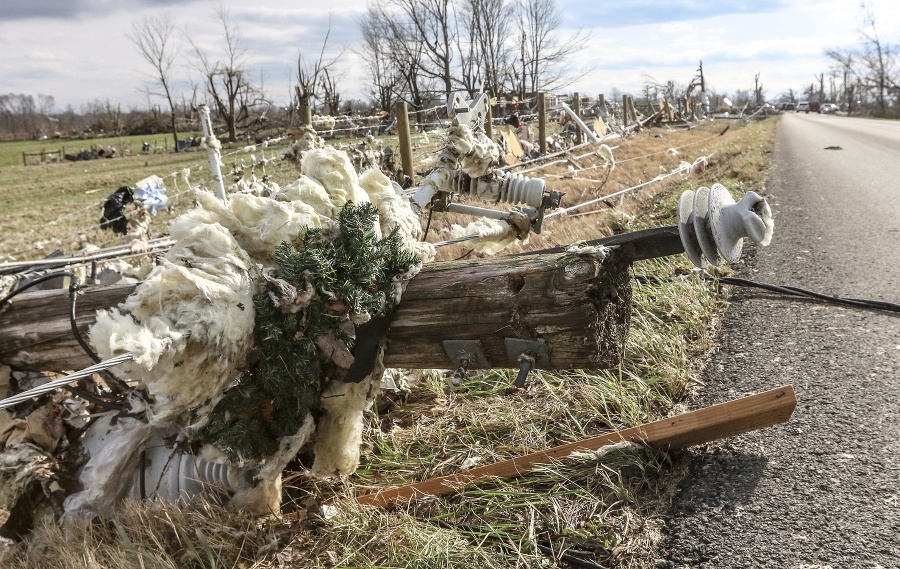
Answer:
[0, 0, 897, 112]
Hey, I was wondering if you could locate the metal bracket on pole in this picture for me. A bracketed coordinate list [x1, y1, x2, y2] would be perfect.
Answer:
[443, 340, 491, 369]
[198, 103, 227, 203]
[443, 339, 491, 387]
[504, 338, 550, 388]
[448, 92, 489, 131]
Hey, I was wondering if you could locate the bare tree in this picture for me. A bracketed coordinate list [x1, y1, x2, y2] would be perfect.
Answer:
[825, 46, 859, 113]
[321, 69, 342, 115]
[295, 18, 345, 115]
[365, 1, 438, 113]
[129, 13, 180, 149]
[753, 73, 764, 106]
[859, 4, 896, 115]
[371, 0, 455, 99]
[411, 0, 455, 96]
[515, 0, 587, 98]
[189, 6, 260, 142]
[358, 7, 402, 112]
[459, 0, 514, 96]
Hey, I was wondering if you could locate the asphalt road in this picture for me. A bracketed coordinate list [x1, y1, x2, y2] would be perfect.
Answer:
[657, 113, 900, 568]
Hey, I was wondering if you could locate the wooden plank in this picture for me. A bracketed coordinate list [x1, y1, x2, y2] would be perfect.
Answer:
[356, 385, 796, 507]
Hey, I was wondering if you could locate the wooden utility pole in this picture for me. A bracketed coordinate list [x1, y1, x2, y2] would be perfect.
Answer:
[0, 248, 633, 373]
[537, 92, 547, 154]
[394, 101, 414, 184]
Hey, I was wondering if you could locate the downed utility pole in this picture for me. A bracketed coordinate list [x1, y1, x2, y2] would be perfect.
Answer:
[0, 246, 632, 374]
[357, 385, 797, 507]
[0, 182, 772, 375]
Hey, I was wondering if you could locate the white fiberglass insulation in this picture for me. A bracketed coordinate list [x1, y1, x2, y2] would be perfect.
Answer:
[449, 217, 525, 255]
[90, 221, 256, 420]
[359, 169, 435, 262]
[75, 146, 427, 520]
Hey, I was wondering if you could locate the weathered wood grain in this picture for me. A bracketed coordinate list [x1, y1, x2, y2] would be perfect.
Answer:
[0, 248, 631, 373]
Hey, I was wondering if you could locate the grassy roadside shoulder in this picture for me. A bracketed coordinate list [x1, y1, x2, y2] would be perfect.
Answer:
[1, 116, 779, 568]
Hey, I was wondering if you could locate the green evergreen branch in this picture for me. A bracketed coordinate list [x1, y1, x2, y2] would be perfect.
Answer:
[194, 202, 420, 462]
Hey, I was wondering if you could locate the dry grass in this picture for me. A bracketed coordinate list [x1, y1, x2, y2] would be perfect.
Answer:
[0, 116, 779, 568]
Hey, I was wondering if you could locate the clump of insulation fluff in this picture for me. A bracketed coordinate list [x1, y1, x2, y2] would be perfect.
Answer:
[276, 175, 335, 218]
[445, 123, 499, 178]
[172, 191, 328, 264]
[412, 122, 503, 208]
[758, 198, 775, 246]
[90, 221, 257, 420]
[282, 125, 325, 169]
[75, 144, 428, 521]
[359, 169, 435, 262]
[598, 144, 616, 170]
[302, 146, 369, 210]
[449, 217, 527, 256]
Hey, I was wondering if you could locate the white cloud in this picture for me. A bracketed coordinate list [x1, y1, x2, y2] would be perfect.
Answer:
[0, 0, 896, 109]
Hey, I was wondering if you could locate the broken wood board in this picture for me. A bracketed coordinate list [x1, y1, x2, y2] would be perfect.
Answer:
[495, 124, 525, 162]
[356, 385, 796, 507]
[0, 247, 632, 373]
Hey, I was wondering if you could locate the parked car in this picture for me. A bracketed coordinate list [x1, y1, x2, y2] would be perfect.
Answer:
[821, 103, 839, 114]
[780, 102, 796, 111]
[797, 101, 809, 112]
[807, 101, 821, 113]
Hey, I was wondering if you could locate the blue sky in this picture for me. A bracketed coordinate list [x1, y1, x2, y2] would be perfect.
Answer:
[0, 0, 896, 111]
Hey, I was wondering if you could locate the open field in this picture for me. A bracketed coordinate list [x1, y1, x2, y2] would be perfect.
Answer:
[0, 116, 779, 568]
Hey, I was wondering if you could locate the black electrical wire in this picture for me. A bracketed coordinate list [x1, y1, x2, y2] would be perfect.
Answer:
[423, 205, 435, 241]
[715, 276, 900, 312]
[59, 384, 124, 411]
[0, 271, 75, 306]
[68, 280, 131, 394]
[634, 274, 900, 314]
[68, 281, 101, 364]
[0, 271, 126, 411]
[453, 249, 475, 261]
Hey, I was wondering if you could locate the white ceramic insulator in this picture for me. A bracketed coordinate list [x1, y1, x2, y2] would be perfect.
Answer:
[502, 174, 546, 207]
[676, 186, 774, 267]
[127, 436, 253, 503]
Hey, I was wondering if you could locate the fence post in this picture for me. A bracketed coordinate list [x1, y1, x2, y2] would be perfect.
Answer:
[538, 92, 547, 154]
[572, 92, 582, 145]
[198, 103, 227, 202]
[394, 101, 414, 185]
[484, 99, 493, 139]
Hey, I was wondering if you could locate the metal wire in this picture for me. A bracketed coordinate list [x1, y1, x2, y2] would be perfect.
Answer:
[0, 353, 135, 410]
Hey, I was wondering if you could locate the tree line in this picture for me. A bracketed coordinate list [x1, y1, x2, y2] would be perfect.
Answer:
[777, 4, 898, 116]
[1, 0, 584, 144]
